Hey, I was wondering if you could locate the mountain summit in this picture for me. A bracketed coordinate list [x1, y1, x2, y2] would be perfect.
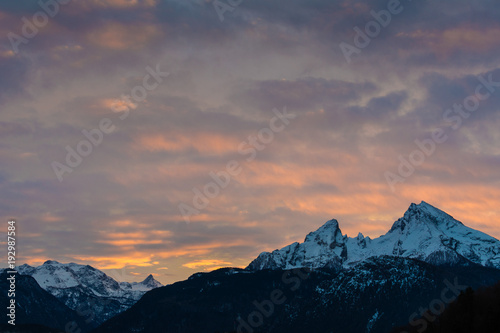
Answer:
[247, 201, 500, 270]
[6, 261, 162, 326]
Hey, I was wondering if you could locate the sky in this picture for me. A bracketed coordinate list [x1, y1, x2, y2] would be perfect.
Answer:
[0, 0, 499, 284]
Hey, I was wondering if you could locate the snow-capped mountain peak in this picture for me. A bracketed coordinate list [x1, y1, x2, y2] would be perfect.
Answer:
[247, 201, 500, 271]
[304, 218, 344, 245]
[3, 261, 163, 325]
[15, 261, 122, 294]
[248, 218, 348, 271]
[14, 261, 162, 297]
[142, 274, 161, 287]
[390, 201, 462, 232]
[379, 201, 499, 267]
[119, 274, 163, 291]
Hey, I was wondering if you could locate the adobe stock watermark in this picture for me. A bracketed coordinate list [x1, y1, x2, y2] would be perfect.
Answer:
[178, 107, 295, 223]
[6, 220, 17, 326]
[339, 0, 410, 64]
[51, 64, 169, 182]
[7, 0, 74, 54]
[402, 277, 468, 333]
[212, 0, 246, 22]
[385, 72, 500, 192]
[236, 268, 311, 333]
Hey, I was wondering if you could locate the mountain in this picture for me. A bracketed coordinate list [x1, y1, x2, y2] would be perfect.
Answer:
[92, 261, 500, 333]
[391, 279, 500, 333]
[3, 261, 162, 328]
[0, 324, 64, 333]
[92, 202, 500, 333]
[248, 201, 500, 271]
[0, 273, 86, 332]
[119, 273, 163, 291]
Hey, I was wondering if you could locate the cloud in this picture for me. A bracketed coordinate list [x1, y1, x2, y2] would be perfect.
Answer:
[0, 0, 499, 284]
[86, 22, 162, 50]
[182, 259, 234, 270]
[229, 77, 378, 114]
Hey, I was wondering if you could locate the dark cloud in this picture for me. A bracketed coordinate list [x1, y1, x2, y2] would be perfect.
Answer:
[229, 77, 377, 113]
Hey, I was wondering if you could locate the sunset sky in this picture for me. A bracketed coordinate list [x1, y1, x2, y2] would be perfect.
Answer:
[1, 0, 500, 284]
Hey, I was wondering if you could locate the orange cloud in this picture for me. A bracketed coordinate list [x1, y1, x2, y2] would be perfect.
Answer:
[95, 228, 172, 248]
[136, 133, 238, 154]
[71, 255, 158, 269]
[87, 23, 161, 50]
[102, 98, 137, 112]
[17, 257, 49, 267]
[98, 239, 163, 246]
[100, 231, 153, 239]
[182, 259, 233, 270]
[72, 0, 157, 11]
[0, 50, 15, 58]
[92, 0, 157, 8]
[41, 213, 63, 223]
[439, 27, 500, 53]
[109, 220, 134, 227]
[397, 26, 500, 59]
[155, 239, 254, 259]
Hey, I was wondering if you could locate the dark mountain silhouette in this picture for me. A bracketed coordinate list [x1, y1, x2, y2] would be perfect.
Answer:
[0, 323, 63, 333]
[391, 279, 500, 333]
[91, 259, 500, 333]
[0, 273, 88, 332]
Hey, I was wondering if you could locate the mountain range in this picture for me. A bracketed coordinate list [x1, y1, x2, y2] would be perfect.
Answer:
[4, 201, 500, 333]
[1, 261, 162, 329]
[248, 201, 500, 270]
[93, 201, 500, 333]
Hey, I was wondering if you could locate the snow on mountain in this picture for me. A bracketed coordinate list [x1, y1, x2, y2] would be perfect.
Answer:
[247, 201, 500, 270]
[119, 274, 163, 292]
[14, 260, 162, 300]
[5, 261, 162, 326]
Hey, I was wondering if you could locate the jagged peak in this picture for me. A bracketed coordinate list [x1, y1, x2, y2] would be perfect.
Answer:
[419, 201, 457, 219]
[311, 218, 340, 231]
[408, 201, 453, 218]
[43, 260, 60, 265]
[390, 201, 461, 233]
[247, 201, 500, 271]
[304, 218, 344, 244]
[314, 219, 341, 233]
[138, 274, 162, 288]
[142, 274, 154, 283]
